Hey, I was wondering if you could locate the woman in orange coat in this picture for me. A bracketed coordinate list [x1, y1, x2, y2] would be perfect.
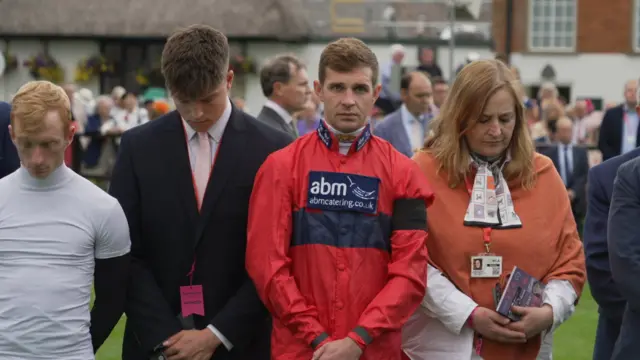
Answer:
[402, 59, 585, 360]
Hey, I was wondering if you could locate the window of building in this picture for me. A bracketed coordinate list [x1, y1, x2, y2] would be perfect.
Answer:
[528, 0, 577, 52]
[634, 0, 640, 51]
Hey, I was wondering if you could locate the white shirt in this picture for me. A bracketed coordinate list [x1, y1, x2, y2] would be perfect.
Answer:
[264, 99, 293, 125]
[571, 117, 586, 144]
[101, 107, 149, 134]
[621, 108, 639, 154]
[401, 104, 429, 152]
[0, 165, 131, 359]
[181, 98, 234, 351]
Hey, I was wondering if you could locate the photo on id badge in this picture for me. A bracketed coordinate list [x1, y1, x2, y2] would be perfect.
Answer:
[471, 255, 502, 278]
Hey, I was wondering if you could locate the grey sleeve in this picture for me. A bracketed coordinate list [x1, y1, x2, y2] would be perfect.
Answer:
[95, 201, 132, 259]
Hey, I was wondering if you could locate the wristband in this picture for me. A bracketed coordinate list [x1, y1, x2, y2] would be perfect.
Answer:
[467, 306, 479, 328]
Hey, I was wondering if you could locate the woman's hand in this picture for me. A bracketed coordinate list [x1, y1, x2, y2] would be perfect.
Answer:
[505, 305, 554, 339]
[470, 307, 527, 343]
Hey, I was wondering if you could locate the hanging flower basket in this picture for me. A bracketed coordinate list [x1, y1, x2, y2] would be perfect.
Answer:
[74, 54, 115, 83]
[229, 55, 256, 75]
[2, 51, 18, 75]
[23, 53, 65, 83]
[136, 67, 164, 88]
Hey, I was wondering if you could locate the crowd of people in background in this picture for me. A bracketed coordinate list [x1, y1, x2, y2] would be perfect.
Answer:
[55, 42, 635, 193]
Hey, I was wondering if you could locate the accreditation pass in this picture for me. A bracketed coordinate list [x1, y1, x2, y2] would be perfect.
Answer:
[470, 255, 502, 278]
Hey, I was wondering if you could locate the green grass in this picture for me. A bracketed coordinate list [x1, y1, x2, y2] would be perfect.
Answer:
[553, 284, 598, 360]
[94, 286, 597, 360]
[96, 317, 125, 360]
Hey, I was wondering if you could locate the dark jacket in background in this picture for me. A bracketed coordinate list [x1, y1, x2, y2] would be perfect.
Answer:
[608, 156, 640, 360]
[584, 147, 640, 360]
[256, 106, 297, 139]
[541, 144, 589, 218]
[416, 63, 443, 80]
[598, 105, 640, 161]
[0, 102, 20, 178]
[82, 114, 105, 168]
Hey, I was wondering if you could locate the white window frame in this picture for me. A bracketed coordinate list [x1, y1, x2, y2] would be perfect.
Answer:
[633, 0, 640, 52]
[528, 0, 577, 52]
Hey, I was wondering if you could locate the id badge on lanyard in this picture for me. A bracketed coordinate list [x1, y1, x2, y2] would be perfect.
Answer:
[180, 260, 205, 317]
[465, 178, 503, 279]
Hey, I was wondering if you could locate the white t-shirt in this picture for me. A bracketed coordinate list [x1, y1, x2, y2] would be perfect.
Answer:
[0, 165, 131, 359]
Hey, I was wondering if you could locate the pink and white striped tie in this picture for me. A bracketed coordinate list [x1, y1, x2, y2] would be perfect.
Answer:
[194, 132, 211, 209]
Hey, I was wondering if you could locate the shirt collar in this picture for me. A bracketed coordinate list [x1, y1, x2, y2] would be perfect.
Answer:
[557, 141, 572, 149]
[181, 97, 232, 143]
[401, 104, 424, 125]
[317, 120, 372, 153]
[624, 104, 638, 114]
[18, 163, 73, 190]
[265, 99, 293, 124]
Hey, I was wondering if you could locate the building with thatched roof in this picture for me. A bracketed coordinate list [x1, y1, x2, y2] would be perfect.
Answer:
[0, 0, 494, 112]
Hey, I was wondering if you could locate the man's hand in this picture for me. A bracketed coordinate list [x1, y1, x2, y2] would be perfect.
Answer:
[312, 338, 363, 360]
[163, 329, 220, 360]
[506, 305, 554, 339]
[469, 307, 526, 344]
[567, 189, 575, 201]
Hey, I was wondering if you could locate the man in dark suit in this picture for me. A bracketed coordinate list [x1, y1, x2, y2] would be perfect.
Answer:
[541, 117, 589, 222]
[0, 102, 20, 178]
[108, 25, 291, 360]
[257, 54, 309, 139]
[608, 156, 640, 360]
[598, 79, 640, 161]
[584, 146, 640, 360]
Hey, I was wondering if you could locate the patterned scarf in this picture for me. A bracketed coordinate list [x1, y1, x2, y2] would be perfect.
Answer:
[463, 154, 522, 229]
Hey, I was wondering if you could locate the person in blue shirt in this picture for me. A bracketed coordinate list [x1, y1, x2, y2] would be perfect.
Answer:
[0, 101, 20, 178]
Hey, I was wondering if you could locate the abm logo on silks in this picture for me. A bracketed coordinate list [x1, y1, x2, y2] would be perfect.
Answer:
[307, 171, 380, 214]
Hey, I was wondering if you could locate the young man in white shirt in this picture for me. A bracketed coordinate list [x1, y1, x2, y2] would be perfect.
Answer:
[0, 80, 131, 359]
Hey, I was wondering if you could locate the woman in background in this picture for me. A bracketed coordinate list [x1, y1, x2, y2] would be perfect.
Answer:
[530, 98, 564, 143]
[402, 59, 585, 360]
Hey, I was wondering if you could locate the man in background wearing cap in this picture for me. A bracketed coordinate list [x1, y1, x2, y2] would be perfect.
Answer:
[0, 101, 20, 178]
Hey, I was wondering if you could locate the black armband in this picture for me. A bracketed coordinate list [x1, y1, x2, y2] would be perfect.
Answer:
[391, 198, 427, 231]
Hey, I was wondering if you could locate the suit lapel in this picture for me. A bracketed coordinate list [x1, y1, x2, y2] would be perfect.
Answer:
[551, 146, 561, 170]
[572, 147, 580, 171]
[393, 114, 413, 156]
[263, 106, 295, 137]
[160, 112, 199, 227]
[615, 107, 624, 149]
[193, 105, 248, 249]
[634, 108, 640, 147]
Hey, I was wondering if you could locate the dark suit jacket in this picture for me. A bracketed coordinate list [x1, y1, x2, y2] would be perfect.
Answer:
[373, 109, 412, 157]
[598, 105, 640, 161]
[585, 147, 640, 317]
[541, 144, 589, 217]
[0, 102, 20, 178]
[609, 156, 640, 359]
[584, 147, 640, 360]
[108, 105, 292, 360]
[82, 114, 105, 167]
[256, 106, 297, 139]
